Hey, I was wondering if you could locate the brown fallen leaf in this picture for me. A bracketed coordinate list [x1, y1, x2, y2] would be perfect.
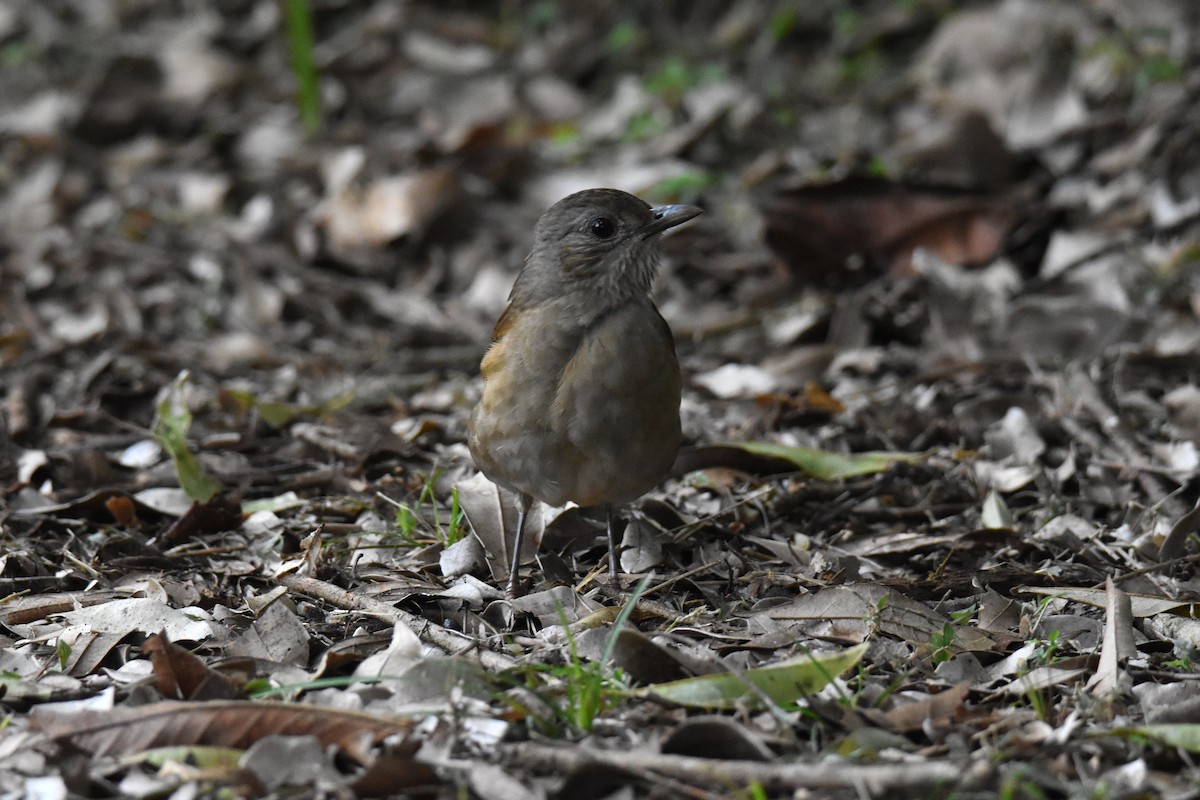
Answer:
[159, 494, 244, 546]
[761, 176, 1017, 285]
[660, 716, 774, 761]
[877, 681, 971, 733]
[802, 382, 846, 415]
[31, 699, 422, 766]
[609, 628, 694, 685]
[144, 631, 241, 701]
[62, 631, 126, 678]
[104, 494, 139, 526]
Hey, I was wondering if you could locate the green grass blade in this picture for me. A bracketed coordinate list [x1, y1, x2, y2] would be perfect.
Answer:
[283, 0, 321, 135]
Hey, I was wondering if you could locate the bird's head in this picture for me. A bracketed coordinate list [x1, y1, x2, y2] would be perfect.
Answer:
[511, 188, 701, 312]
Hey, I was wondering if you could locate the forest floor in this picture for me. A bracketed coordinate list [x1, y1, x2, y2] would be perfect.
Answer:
[3, 1, 1200, 798]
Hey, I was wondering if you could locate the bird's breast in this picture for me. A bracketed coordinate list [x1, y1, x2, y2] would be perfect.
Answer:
[470, 298, 681, 507]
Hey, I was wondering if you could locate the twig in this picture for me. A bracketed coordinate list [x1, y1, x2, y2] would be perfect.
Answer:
[642, 560, 720, 598]
[1105, 551, 1200, 587]
[276, 573, 515, 672]
[502, 740, 985, 795]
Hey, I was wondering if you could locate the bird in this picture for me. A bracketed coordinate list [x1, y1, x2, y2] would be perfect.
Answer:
[468, 188, 702, 597]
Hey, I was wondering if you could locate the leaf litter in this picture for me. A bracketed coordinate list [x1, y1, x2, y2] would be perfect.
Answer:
[2, 1, 1200, 798]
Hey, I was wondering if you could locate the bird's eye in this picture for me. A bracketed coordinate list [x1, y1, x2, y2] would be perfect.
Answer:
[589, 217, 616, 239]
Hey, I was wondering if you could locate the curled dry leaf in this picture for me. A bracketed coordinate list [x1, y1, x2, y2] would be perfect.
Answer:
[1086, 577, 1137, 697]
[457, 472, 544, 581]
[660, 716, 775, 761]
[608, 628, 694, 685]
[144, 631, 240, 701]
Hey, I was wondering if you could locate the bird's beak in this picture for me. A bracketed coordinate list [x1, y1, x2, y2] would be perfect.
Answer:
[641, 203, 703, 237]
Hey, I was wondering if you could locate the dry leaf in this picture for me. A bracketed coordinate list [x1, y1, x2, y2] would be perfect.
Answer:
[144, 631, 241, 701]
[762, 177, 1017, 285]
[31, 700, 420, 765]
[1086, 577, 1136, 696]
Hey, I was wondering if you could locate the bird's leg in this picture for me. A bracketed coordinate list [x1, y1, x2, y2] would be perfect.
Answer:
[506, 492, 533, 599]
[605, 503, 622, 589]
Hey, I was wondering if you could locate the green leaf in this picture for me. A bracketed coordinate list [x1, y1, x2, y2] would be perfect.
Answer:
[644, 57, 693, 96]
[607, 20, 638, 52]
[123, 746, 244, 770]
[241, 492, 305, 515]
[728, 442, 927, 480]
[769, 8, 797, 40]
[624, 110, 666, 141]
[630, 643, 868, 709]
[56, 639, 71, 671]
[1112, 724, 1200, 752]
[647, 170, 718, 205]
[222, 387, 354, 428]
[154, 372, 223, 503]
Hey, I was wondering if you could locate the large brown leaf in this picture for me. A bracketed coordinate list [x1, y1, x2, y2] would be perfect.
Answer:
[31, 700, 420, 765]
[762, 176, 1017, 285]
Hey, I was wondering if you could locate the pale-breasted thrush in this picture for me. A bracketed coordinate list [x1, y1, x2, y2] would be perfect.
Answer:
[468, 188, 701, 596]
